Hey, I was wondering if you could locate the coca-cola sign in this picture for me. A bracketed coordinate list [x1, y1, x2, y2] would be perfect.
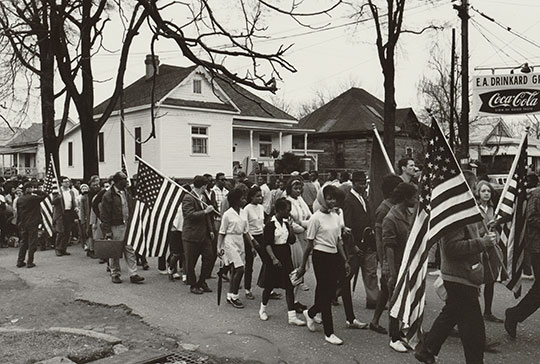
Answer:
[479, 89, 540, 114]
[473, 73, 540, 116]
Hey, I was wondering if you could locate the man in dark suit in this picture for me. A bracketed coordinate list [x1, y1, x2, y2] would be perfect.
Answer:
[343, 171, 379, 308]
[52, 176, 78, 256]
[182, 175, 215, 294]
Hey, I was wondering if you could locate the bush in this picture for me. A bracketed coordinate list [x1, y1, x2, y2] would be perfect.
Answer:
[275, 152, 302, 174]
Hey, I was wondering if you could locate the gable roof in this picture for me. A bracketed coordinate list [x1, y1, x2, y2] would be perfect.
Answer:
[470, 117, 513, 144]
[298, 87, 421, 136]
[0, 126, 20, 144]
[93, 64, 296, 122]
[6, 119, 74, 147]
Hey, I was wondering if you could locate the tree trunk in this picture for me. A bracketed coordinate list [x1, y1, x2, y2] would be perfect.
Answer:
[80, 113, 98, 181]
[383, 56, 396, 166]
[39, 37, 61, 176]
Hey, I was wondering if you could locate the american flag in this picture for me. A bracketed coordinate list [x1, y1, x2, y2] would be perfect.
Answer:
[494, 132, 528, 298]
[40, 159, 59, 237]
[389, 119, 483, 347]
[121, 154, 131, 188]
[126, 159, 183, 257]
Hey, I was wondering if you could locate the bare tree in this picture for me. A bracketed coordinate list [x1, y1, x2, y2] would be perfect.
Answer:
[355, 0, 441, 164]
[0, 0, 72, 173]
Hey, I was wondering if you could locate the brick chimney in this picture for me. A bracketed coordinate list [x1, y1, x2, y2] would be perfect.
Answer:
[145, 54, 160, 79]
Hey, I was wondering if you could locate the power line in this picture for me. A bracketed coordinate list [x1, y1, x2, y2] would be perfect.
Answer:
[471, 6, 540, 51]
[470, 19, 518, 65]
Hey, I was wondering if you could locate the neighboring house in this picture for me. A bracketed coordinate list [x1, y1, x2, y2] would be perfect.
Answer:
[0, 126, 21, 175]
[0, 120, 74, 179]
[296, 87, 427, 172]
[470, 117, 540, 174]
[59, 55, 311, 179]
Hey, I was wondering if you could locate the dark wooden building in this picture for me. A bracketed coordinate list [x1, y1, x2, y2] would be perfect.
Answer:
[295, 88, 427, 172]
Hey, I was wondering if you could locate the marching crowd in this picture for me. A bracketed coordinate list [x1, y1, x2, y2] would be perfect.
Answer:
[2, 156, 540, 364]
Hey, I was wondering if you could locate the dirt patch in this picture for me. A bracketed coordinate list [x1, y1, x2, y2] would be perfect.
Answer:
[0, 331, 113, 364]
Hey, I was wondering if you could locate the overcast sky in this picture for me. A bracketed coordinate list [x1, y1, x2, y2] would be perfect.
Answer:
[7, 0, 540, 125]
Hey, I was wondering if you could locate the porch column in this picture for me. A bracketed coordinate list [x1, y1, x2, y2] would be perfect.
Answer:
[304, 133, 308, 155]
[279, 132, 283, 155]
[17, 153, 19, 174]
[250, 130, 254, 159]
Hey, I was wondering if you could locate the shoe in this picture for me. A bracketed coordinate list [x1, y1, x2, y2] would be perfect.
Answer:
[269, 291, 282, 300]
[200, 282, 213, 293]
[484, 313, 504, 323]
[288, 316, 306, 326]
[182, 275, 188, 284]
[87, 250, 97, 259]
[504, 308, 518, 339]
[227, 297, 244, 309]
[313, 313, 323, 324]
[484, 338, 501, 353]
[130, 275, 145, 284]
[294, 301, 307, 314]
[522, 273, 534, 280]
[158, 269, 168, 275]
[299, 283, 310, 291]
[190, 286, 204, 295]
[245, 291, 255, 300]
[142, 263, 150, 270]
[325, 334, 343, 345]
[303, 310, 316, 332]
[55, 250, 63, 256]
[259, 310, 269, 321]
[389, 340, 408, 353]
[26, 263, 36, 268]
[414, 350, 436, 364]
[346, 319, 368, 329]
[16, 261, 26, 268]
[62, 251, 71, 256]
[99, 259, 107, 264]
[111, 276, 122, 284]
[172, 272, 181, 280]
[369, 323, 388, 335]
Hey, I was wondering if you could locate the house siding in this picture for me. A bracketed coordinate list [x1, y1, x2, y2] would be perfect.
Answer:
[309, 136, 424, 172]
[167, 72, 226, 104]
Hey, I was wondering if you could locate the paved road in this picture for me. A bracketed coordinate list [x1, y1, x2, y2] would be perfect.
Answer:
[1, 245, 539, 364]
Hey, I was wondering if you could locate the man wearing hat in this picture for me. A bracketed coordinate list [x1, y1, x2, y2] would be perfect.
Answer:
[343, 171, 379, 309]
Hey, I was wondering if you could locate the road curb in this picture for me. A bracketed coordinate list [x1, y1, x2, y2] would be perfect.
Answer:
[0, 326, 122, 345]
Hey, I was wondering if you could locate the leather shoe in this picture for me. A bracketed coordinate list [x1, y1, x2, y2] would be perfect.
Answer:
[62, 251, 71, 256]
[414, 350, 436, 364]
[55, 250, 63, 256]
[111, 276, 122, 284]
[26, 263, 36, 268]
[130, 275, 145, 284]
[190, 286, 204, 295]
[484, 313, 504, 323]
[504, 308, 518, 338]
[369, 323, 388, 335]
[16, 261, 26, 268]
[200, 282, 213, 292]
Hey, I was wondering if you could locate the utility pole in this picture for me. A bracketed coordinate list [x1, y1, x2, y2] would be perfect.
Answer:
[449, 28, 456, 151]
[455, 0, 469, 163]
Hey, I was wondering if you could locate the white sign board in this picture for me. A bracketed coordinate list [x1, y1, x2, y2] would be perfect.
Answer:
[472, 73, 540, 116]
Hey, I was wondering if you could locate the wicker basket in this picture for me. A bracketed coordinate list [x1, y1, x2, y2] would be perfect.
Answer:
[94, 239, 124, 259]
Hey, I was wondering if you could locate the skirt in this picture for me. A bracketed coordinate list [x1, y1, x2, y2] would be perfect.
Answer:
[258, 244, 294, 289]
[222, 234, 245, 268]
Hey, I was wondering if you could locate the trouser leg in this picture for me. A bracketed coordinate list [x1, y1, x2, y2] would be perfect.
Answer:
[362, 250, 380, 306]
[198, 239, 213, 287]
[244, 240, 254, 290]
[183, 240, 201, 287]
[455, 284, 485, 364]
[511, 253, 540, 322]
[309, 250, 338, 337]
[17, 228, 29, 263]
[26, 226, 38, 264]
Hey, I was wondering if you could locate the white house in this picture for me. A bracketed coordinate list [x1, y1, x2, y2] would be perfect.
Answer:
[60, 55, 312, 179]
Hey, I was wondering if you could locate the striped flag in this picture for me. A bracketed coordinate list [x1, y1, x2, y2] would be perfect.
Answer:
[494, 132, 528, 298]
[121, 154, 132, 188]
[126, 158, 183, 257]
[389, 118, 483, 348]
[40, 159, 59, 237]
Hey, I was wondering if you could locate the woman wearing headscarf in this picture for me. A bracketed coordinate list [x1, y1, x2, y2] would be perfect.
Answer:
[298, 185, 349, 345]
[285, 177, 312, 311]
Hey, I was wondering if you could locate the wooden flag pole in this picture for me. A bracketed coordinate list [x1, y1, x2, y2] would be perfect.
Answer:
[134, 155, 221, 216]
[372, 124, 395, 174]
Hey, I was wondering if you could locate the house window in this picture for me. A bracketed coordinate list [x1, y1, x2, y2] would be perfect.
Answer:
[192, 126, 208, 154]
[98, 132, 105, 162]
[135, 127, 142, 158]
[259, 134, 272, 157]
[68, 142, 73, 167]
[24, 154, 31, 168]
[193, 79, 202, 94]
